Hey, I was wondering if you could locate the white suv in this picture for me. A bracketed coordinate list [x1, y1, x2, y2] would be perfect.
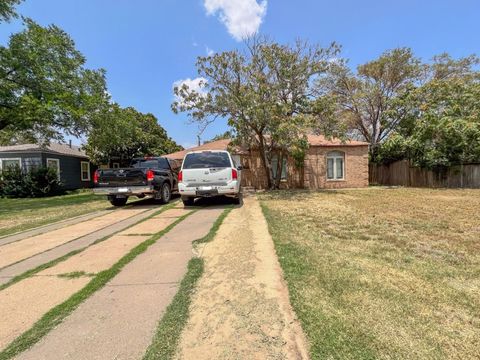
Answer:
[178, 150, 242, 206]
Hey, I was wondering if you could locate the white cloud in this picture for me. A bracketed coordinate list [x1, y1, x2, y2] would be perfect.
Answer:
[204, 0, 267, 41]
[205, 46, 215, 56]
[173, 77, 208, 106]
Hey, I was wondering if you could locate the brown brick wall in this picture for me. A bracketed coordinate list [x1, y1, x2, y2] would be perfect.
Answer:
[303, 146, 369, 189]
[240, 145, 369, 189]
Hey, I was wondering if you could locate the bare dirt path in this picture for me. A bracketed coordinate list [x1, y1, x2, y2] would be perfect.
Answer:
[16, 207, 225, 360]
[175, 196, 309, 360]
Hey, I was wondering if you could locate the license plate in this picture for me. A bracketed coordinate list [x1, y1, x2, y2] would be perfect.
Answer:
[118, 188, 129, 193]
[199, 186, 213, 191]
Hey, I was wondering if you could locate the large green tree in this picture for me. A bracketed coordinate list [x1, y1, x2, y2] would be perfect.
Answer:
[0, 0, 23, 22]
[173, 37, 340, 188]
[316, 48, 425, 158]
[85, 104, 182, 165]
[0, 19, 108, 144]
[376, 77, 480, 168]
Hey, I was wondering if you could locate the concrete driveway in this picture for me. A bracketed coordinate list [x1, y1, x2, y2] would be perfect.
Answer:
[0, 197, 230, 358]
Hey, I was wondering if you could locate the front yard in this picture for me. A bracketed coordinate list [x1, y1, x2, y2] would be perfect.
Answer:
[260, 188, 480, 359]
[0, 191, 111, 237]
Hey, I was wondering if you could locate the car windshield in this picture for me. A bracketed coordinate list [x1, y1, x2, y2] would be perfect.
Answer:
[131, 159, 157, 168]
[183, 152, 231, 169]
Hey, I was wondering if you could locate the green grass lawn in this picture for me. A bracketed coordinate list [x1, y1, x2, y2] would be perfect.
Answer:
[260, 188, 480, 360]
[0, 191, 112, 237]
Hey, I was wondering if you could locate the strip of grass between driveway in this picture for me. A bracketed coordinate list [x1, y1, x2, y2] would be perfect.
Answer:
[193, 205, 233, 246]
[143, 207, 232, 360]
[0, 206, 193, 360]
[0, 201, 178, 292]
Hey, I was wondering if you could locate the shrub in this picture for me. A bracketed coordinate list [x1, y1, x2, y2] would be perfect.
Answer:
[0, 165, 64, 198]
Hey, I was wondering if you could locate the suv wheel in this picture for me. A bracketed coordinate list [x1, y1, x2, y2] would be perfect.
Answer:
[159, 182, 171, 204]
[182, 197, 195, 207]
[232, 194, 242, 205]
[110, 197, 128, 207]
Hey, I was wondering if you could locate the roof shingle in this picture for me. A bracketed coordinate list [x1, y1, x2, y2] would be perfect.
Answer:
[0, 142, 88, 158]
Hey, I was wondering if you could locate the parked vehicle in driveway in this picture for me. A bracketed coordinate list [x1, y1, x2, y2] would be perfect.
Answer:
[178, 150, 242, 206]
[93, 157, 179, 206]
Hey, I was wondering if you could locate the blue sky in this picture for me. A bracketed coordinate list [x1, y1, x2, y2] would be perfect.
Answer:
[1, 0, 479, 149]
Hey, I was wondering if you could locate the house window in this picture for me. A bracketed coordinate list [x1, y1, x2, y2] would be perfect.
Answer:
[46, 158, 61, 180]
[271, 155, 287, 180]
[327, 151, 345, 180]
[0, 158, 21, 171]
[81, 161, 91, 181]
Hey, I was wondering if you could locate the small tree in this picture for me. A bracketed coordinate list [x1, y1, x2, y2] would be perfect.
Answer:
[173, 37, 339, 189]
[85, 104, 182, 165]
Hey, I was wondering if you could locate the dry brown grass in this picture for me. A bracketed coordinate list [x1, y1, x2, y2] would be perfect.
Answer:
[260, 188, 480, 360]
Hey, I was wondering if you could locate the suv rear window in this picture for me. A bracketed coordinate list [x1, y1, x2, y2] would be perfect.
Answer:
[183, 152, 231, 169]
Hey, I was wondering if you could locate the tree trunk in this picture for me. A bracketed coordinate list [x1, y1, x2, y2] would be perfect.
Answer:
[257, 135, 272, 189]
[274, 151, 284, 189]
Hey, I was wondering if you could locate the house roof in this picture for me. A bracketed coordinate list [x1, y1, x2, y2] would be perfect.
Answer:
[0, 142, 88, 159]
[165, 139, 233, 161]
[165, 135, 368, 160]
[306, 134, 369, 147]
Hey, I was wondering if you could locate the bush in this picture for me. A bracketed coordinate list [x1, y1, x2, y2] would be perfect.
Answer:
[0, 165, 64, 198]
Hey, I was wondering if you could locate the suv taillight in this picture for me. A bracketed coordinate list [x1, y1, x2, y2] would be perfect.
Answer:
[178, 170, 183, 183]
[146, 169, 154, 182]
[93, 170, 99, 184]
[232, 168, 238, 180]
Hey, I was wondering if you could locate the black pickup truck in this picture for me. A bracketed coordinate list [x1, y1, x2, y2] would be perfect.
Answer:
[93, 157, 179, 206]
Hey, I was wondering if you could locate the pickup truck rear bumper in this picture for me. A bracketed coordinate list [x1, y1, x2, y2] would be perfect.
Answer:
[93, 185, 154, 196]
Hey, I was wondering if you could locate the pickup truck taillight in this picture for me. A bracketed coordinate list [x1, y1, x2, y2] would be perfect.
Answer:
[146, 169, 155, 182]
[178, 171, 183, 183]
[232, 168, 238, 180]
[93, 170, 99, 184]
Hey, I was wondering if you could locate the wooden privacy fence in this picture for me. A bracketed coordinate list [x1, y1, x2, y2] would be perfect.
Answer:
[369, 160, 480, 188]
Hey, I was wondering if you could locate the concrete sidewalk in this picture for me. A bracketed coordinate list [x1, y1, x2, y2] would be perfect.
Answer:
[0, 207, 158, 286]
[17, 207, 225, 360]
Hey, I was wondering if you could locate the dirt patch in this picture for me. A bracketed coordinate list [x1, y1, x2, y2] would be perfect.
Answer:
[175, 197, 309, 359]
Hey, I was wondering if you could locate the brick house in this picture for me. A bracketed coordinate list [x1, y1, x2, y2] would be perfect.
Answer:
[166, 135, 369, 189]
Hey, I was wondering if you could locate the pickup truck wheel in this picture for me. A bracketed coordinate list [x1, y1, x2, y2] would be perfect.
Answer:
[110, 197, 128, 207]
[182, 197, 195, 207]
[159, 183, 171, 204]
